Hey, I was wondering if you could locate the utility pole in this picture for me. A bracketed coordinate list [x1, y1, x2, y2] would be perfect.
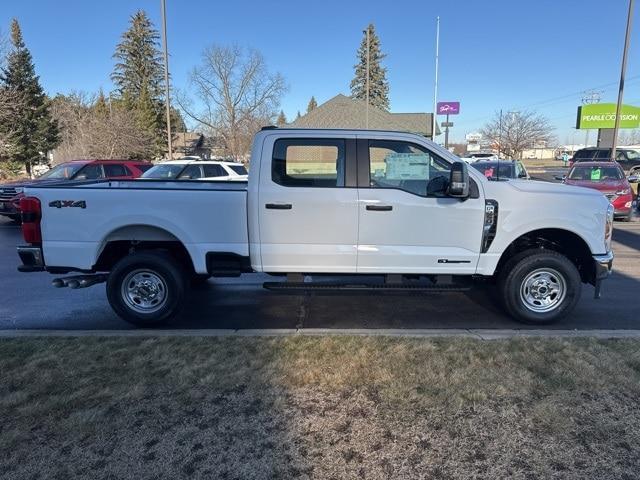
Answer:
[365, 25, 370, 129]
[432, 16, 440, 142]
[161, 0, 172, 159]
[498, 109, 503, 158]
[612, 0, 635, 161]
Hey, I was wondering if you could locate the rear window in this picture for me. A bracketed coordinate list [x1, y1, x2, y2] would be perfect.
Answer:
[568, 165, 623, 181]
[229, 165, 248, 175]
[202, 164, 227, 177]
[272, 138, 345, 188]
[103, 164, 129, 177]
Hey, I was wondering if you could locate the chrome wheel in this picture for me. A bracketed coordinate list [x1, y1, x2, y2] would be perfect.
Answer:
[519, 268, 566, 313]
[121, 269, 168, 314]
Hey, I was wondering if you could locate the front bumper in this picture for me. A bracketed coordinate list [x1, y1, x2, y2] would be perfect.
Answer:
[593, 251, 614, 298]
[17, 245, 45, 272]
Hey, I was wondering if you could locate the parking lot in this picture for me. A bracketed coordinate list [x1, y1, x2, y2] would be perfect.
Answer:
[1, 207, 639, 332]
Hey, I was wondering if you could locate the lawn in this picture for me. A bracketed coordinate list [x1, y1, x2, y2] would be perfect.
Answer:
[2, 336, 640, 479]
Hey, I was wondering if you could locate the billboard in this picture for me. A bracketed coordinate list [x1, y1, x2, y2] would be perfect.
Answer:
[576, 103, 640, 129]
[437, 102, 460, 115]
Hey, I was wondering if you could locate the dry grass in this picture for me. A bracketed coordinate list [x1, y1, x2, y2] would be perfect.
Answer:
[1, 336, 640, 479]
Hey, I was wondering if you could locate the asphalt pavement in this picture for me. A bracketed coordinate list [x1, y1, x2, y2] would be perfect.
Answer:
[0, 208, 638, 331]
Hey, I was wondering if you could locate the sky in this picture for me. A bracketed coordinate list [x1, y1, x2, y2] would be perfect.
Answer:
[1, 0, 639, 144]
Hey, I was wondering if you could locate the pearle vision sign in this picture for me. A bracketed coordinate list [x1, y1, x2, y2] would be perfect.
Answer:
[576, 103, 640, 129]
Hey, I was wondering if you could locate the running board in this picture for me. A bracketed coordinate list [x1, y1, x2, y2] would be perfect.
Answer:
[263, 282, 470, 292]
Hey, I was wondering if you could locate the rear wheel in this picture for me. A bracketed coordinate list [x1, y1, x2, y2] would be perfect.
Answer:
[106, 251, 186, 327]
[498, 249, 581, 324]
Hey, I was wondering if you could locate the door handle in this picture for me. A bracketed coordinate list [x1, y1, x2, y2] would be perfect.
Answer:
[265, 203, 292, 210]
[366, 205, 393, 211]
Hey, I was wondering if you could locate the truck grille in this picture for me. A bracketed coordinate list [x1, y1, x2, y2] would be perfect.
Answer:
[0, 187, 18, 201]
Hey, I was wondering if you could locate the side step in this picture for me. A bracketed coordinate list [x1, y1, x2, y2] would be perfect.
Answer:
[263, 282, 470, 292]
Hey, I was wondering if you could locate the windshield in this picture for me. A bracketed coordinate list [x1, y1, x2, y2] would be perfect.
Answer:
[229, 165, 248, 175]
[568, 165, 623, 181]
[471, 162, 515, 179]
[141, 164, 186, 179]
[38, 162, 85, 179]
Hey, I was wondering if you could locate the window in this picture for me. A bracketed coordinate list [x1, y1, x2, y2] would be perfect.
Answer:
[103, 164, 129, 177]
[596, 149, 612, 160]
[136, 163, 154, 173]
[178, 165, 203, 179]
[626, 150, 640, 160]
[141, 164, 184, 179]
[272, 138, 345, 187]
[574, 149, 596, 160]
[368, 140, 450, 196]
[75, 164, 103, 180]
[203, 164, 227, 177]
[229, 165, 248, 175]
[39, 162, 84, 179]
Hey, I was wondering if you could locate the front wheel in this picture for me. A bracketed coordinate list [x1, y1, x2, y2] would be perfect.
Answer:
[498, 250, 582, 324]
[106, 251, 187, 327]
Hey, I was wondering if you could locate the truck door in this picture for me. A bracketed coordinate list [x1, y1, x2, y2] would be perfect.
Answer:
[257, 135, 359, 273]
[356, 138, 485, 274]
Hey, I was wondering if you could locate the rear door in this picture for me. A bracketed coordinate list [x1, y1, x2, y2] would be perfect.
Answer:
[257, 134, 359, 273]
[102, 163, 133, 179]
[202, 164, 230, 180]
[356, 137, 485, 274]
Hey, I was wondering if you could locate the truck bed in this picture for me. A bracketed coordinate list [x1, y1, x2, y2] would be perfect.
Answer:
[25, 179, 249, 273]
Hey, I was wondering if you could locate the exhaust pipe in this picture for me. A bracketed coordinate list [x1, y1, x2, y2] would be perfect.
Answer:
[52, 274, 107, 289]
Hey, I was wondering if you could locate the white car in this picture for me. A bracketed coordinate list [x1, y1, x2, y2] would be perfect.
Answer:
[140, 158, 248, 181]
[17, 128, 613, 326]
[460, 152, 500, 163]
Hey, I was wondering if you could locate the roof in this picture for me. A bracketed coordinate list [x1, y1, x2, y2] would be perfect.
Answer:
[158, 159, 243, 166]
[569, 161, 624, 168]
[288, 94, 437, 137]
[63, 159, 150, 164]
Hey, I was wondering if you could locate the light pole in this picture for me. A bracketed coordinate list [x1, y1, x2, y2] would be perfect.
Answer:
[432, 16, 440, 142]
[161, 0, 172, 159]
[612, 0, 635, 161]
[365, 26, 370, 129]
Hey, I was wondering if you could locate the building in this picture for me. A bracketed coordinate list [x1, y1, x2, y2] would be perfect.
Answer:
[288, 94, 438, 138]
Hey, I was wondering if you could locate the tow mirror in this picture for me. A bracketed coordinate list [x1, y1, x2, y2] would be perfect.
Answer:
[448, 161, 469, 198]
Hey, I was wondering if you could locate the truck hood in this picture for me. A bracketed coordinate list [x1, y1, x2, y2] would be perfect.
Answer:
[503, 179, 605, 198]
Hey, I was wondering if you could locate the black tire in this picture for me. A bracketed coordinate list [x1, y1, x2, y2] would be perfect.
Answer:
[106, 251, 187, 327]
[498, 249, 582, 325]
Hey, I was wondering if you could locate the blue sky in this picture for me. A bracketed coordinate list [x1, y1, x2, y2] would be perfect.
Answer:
[1, 0, 638, 143]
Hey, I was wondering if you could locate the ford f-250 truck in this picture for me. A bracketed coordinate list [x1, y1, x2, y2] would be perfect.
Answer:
[16, 128, 614, 326]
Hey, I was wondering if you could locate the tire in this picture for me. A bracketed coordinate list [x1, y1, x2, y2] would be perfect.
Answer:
[106, 251, 187, 327]
[498, 249, 582, 325]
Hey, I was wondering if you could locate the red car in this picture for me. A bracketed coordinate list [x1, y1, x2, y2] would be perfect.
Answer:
[0, 160, 152, 221]
[563, 161, 637, 221]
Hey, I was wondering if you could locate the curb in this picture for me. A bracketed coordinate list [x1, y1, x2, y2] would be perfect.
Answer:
[1, 328, 640, 339]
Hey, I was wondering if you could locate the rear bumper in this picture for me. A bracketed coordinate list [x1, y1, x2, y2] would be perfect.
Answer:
[0, 200, 19, 216]
[593, 251, 614, 298]
[17, 245, 45, 272]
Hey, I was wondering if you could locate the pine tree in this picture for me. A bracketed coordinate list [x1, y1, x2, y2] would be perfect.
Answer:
[0, 19, 59, 175]
[94, 89, 109, 118]
[307, 96, 317, 113]
[350, 24, 390, 111]
[276, 110, 287, 126]
[296, 111, 301, 120]
[111, 10, 166, 157]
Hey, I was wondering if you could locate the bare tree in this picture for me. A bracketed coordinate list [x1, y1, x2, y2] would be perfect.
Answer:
[50, 92, 155, 162]
[177, 45, 287, 160]
[481, 111, 555, 159]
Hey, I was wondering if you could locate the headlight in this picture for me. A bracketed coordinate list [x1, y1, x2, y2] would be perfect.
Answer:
[605, 204, 614, 252]
[615, 188, 631, 195]
[14, 187, 23, 194]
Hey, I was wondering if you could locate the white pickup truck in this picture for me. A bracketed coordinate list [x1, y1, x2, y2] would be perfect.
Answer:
[17, 128, 614, 326]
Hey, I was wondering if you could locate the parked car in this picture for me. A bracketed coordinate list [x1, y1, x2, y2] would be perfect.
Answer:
[562, 162, 637, 221]
[460, 152, 499, 163]
[16, 128, 613, 327]
[570, 147, 640, 173]
[140, 159, 248, 181]
[470, 160, 529, 180]
[0, 159, 152, 222]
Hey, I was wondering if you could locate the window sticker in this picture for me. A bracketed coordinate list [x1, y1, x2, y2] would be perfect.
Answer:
[590, 168, 601, 181]
[384, 153, 429, 180]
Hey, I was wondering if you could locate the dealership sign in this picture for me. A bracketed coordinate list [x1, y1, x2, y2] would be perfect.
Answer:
[437, 101, 460, 115]
[576, 103, 640, 129]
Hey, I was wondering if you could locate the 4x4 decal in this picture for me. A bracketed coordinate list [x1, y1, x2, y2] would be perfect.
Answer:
[49, 200, 86, 209]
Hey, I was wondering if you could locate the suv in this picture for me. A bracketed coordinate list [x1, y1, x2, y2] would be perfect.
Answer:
[471, 160, 529, 180]
[0, 159, 152, 221]
[571, 147, 640, 173]
[140, 159, 248, 181]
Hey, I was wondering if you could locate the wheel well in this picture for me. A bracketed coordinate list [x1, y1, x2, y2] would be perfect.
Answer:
[94, 240, 195, 273]
[495, 229, 595, 284]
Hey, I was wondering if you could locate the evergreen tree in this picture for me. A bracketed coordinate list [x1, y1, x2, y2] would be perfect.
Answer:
[350, 24, 389, 111]
[295, 110, 301, 120]
[0, 19, 59, 175]
[111, 10, 166, 157]
[307, 96, 317, 113]
[94, 89, 109, 118]
[276, 110, 287, 126]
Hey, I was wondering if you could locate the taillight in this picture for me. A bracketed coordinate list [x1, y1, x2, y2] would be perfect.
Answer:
[20, 196, 42, 244]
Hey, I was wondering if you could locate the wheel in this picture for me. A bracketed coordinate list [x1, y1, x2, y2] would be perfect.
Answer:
[106, 251, 187, 327]
[498, 249, 582, 324]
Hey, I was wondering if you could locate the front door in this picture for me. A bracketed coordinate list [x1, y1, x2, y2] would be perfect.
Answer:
[258, 135, 359, 273]
[356, 138, 485, 274]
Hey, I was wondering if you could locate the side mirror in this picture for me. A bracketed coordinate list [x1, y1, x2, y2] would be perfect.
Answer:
[554, 175, 566, 181]
[448, 161, 469, 198]
[75, 174, 87, 180]
[628, 175, 639, 183]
